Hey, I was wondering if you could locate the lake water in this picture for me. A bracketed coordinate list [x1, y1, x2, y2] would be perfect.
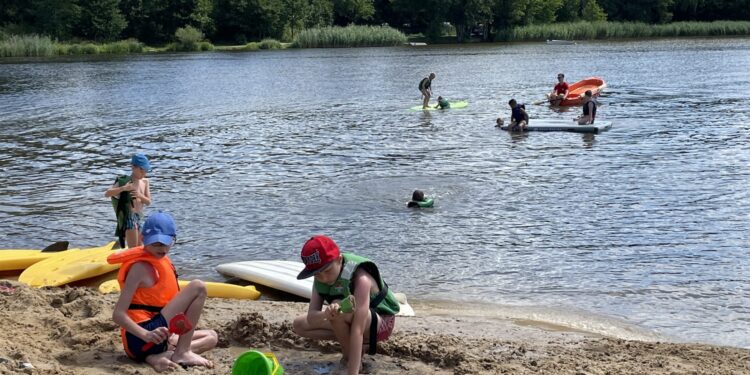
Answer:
[1, 37, 749, 348]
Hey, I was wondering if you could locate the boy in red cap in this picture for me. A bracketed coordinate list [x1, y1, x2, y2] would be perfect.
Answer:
[293, 235, 400, 375]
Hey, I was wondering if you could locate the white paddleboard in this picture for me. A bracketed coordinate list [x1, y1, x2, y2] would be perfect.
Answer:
[216, 260, 415, 317]
[500, 119, 612, 134]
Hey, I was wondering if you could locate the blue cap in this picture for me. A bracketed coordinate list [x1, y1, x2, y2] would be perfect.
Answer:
[141, 211, 176, 246]
[131, 153, 152, 172]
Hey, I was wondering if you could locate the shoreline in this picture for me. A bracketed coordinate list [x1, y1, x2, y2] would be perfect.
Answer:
[1, 281, 748, 374]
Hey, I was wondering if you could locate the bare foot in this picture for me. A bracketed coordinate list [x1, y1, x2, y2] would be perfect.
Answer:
[171, 351, 214, 368]
[146, 351, 179, 372]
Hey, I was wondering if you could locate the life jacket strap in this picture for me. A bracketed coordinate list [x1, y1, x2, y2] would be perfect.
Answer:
[367, 282, 390, 355]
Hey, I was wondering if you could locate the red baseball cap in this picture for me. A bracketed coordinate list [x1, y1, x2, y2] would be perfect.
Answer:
[297, 235, 340, 279]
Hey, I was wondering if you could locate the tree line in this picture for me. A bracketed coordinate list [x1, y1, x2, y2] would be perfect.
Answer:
[1, 0, 748, 44]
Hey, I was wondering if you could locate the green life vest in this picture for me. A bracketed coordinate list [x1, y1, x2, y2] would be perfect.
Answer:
[437, 98, 450, 109]
[313, 253, 400, 316]
[110, 175, 132, 248]
[407, 197, 434, 208]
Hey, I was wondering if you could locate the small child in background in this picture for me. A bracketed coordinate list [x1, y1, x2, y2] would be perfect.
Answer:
[105, 153, 152, 248]
[407, 190, 434, 208]
[435, 96, 450, 109]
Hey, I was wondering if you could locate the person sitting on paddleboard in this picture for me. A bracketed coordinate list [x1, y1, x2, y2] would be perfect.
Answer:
[105, 153, 152, 248]
[508, 99, 529, 131]
[110, 212, 218, 372]
[434, 96, 450, 110]
[576, 90, 597, 125]
[293, 235, 400, 375]
[547, 73, 569, 106]
[419, 73, 436, 109]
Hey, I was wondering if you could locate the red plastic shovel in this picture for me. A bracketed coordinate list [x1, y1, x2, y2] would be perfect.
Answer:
[142, 313, 193, 352]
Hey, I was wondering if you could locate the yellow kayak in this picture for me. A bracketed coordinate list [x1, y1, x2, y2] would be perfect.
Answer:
[0, 241, 70, 272]
[18, 242, 118, 287]
[98, 279, 261, 300]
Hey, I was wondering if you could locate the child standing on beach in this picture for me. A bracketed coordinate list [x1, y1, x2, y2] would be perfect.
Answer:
[293, 235, 400, 375]
[105, 153, 152, 248]
[109, 212, 217, 372]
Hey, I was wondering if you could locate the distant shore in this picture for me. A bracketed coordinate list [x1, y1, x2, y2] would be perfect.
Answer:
[0, 281, 747, 374]
[2, 21, 749, 58]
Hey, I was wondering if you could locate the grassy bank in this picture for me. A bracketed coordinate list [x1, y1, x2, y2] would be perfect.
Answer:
[501, 20, 750, 41]
[0, 35, 144, 57]
[292, 25, 407, 48]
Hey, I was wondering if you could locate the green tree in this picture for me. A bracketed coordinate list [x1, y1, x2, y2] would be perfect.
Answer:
[447, 0, 495, 42]
[598, 0, 673, 23]
[119, 0, 168, 43]
[77, 0, 127, 41]
[392, 0, 450, 40]
[333, 0, 375, 25]
[282, 0, 310, 39]
[213, 0, 284, 42]
[581, 0, 606, 21]
[32, 0, 81, 39]
[556, 0, 580, 22]
[307, 0, 334, 27]
[190, 0, 215, 35]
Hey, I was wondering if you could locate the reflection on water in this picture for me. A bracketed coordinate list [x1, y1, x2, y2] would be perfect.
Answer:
[1, 38, 750, 347]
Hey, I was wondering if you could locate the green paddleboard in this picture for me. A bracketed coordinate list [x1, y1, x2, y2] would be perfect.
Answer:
[410, 100, 468, 111]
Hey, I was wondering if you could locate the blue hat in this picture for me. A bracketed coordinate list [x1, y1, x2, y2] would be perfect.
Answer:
[142, 211, 176, 246]
[131, 153, 152, 172]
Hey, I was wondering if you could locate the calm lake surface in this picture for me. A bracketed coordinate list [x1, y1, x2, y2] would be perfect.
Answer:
[1, 38, 749, 348]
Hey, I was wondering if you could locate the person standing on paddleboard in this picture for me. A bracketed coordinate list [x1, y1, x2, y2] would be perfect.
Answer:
[419, 73, 436, 109]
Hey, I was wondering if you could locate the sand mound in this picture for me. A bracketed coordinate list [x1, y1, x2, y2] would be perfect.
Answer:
[0, 281, 748, 374]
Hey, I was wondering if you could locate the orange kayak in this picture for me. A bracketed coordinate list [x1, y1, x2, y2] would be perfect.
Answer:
[558, 77, 606, 106]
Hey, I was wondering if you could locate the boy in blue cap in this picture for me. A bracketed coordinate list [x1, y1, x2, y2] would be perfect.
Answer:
[105, 153, 152, 248]
[108, 211, 217, 372]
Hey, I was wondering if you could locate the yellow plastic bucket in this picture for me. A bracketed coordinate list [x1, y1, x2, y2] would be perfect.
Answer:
[231, 350, 283, 375]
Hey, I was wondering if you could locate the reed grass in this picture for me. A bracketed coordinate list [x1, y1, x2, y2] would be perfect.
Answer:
[503, 21, 750, 41]
[0, 34, 56, 57]
[292, 25, 407, 48]
[0, 34, 145, 57]
[258, 38, 282, 49]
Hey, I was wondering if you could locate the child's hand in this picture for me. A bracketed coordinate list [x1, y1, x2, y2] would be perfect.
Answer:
[143, 327, 169, 344]
[121, 182, 135, 192]
[325, 303, 342, 321]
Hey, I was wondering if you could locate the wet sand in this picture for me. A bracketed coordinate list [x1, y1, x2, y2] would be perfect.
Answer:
[0, 281, 748, 374]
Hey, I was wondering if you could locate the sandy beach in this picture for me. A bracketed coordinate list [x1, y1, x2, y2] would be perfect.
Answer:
[0, 280, 748, 375]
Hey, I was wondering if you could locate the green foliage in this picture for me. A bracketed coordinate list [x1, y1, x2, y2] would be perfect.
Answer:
[582, 0, 607, 22]
[171, 25, 213, 51]
[77, 0, 127, 41]
[0, 34, 56, 57]
[503, 20, 750, 41]
[32, 0, 81, 40]
[259, 38, 282, 49]
[308, 0, 335, 27]
[0, 0, 748, 53]
[99, 38, 144, 53]
[213, 0, 285, 42]
[333, 0, 375, 25]
[292, 25, 406, 48]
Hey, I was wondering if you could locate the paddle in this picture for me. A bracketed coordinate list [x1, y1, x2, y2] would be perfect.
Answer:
[142, 313, 193, 352]
[41, 241, 69, 252]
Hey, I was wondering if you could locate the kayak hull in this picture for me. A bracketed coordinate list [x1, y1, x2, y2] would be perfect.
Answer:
[558, 77, 606, 107]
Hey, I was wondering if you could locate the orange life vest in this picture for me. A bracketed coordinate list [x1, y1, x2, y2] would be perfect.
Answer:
[107, 246, 179, 324]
